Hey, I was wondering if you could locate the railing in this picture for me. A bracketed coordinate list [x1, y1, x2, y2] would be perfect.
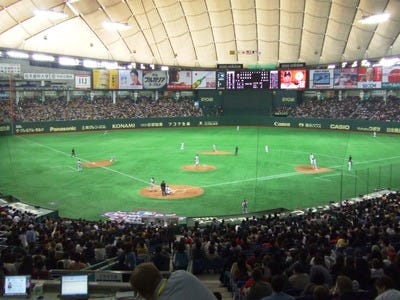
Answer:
[339, 162, 400, 201]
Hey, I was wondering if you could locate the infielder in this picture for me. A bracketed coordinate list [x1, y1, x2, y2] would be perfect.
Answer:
[77, 159, 83, 172]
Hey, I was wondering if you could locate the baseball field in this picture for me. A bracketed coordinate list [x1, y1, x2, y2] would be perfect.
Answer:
[1, 126, 399, 220]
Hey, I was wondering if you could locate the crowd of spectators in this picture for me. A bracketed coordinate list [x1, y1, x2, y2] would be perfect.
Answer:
[0, 95, 202, 123]
[2, 94, 400, 124]
[1, 93, 400, 299]
[1, 190, 400, 299]
[276, 95, 400, 121]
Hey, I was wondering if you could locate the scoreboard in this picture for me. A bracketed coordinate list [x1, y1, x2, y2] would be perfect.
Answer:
[226, 70, 270, 89]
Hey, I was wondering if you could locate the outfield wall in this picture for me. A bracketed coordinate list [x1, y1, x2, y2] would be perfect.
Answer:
[1, 116, 400, 136]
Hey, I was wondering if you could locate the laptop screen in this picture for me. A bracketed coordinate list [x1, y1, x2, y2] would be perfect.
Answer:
[60, 274, 88, 299]
[3, 275, 31, 297]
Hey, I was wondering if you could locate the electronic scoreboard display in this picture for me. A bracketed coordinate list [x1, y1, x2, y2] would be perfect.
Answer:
[216, 71, 226, 89]
[226, 70, 269, 89]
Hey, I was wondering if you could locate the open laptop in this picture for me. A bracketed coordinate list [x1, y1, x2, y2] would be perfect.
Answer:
[60, 274, 89, 300]
[3, 275, 31, 298]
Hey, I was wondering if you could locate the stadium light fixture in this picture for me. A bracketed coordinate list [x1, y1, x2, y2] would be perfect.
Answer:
[32, 53, 55, 62]
[102, 21, 131, 31]
[33, 9, 68, 20]
[359, 13, 390, 24]
[101, 61, 118, 69]
[7, 51, 29, 59]
[361, 60, 371, 67]
[378, 57, 400, 67]
[59, 57, 80, 66]
[83, 59, 99, 68]
[127, 62, 136, 69]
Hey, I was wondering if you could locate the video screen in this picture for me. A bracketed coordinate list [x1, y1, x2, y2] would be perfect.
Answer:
[216, 71, 226, 89]
[61, 274, 88, 298]
[309, 69, 333, 89]
[226, 70, 269, 89]
[269, 70, 279, 89]
[280, 69, 307, 89]
[3, 275, 31, 296]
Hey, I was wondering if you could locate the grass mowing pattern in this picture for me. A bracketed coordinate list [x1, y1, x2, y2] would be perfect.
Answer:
[1, 127, 399, 220]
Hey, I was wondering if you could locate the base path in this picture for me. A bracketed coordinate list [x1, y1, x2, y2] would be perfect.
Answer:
[295, 165, 332, 174]
[83, 160, 114, 168]
[182, 165, 216, 172]
[140, 184, 204, 199]
[200, 150, 231, 155]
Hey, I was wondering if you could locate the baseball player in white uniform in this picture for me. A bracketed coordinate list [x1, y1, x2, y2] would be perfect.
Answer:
[309, 153, 315, 168]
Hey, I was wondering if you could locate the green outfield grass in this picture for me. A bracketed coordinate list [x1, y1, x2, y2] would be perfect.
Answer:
[1, 127, 399, 220]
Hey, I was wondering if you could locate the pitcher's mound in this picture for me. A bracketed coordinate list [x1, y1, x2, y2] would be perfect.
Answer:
[182, 165, 216, 171]
[140, 184, 204, 199]
[295, 165, 332, 174]
[83, 160, 113, 168]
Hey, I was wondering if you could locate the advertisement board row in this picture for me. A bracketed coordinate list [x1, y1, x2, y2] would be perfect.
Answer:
[1, 116, 400, 136]
[1, 63, 400, 91]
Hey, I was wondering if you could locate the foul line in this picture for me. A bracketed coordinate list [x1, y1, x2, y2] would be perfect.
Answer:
[17, 136, 148, 184]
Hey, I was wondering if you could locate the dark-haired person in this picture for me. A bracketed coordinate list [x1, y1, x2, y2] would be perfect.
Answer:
[261, 274, 295, 300]
[130, 262, 216, 300]
[242, 268, 272, 300]
[130, 70, 141, 86]
[374, 275, 400, 300]
[281, 71, 297, 88]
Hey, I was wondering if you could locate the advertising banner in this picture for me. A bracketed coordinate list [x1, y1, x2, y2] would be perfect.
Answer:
[309, 69, 333, 89]
[92, 69, 119, 89]
[75, 75, 91, 89]
[357, 66, 382, 89]
[382, 66, 400, 88]
[191, 71, 216, 89]
[167, 70, 192, 90]
[333, 68, 357, 89]
[118, 69, 143, 89]
[142, 71, 168, 89]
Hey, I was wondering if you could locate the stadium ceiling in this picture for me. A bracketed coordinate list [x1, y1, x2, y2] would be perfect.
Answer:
[0, 0, 399, 69]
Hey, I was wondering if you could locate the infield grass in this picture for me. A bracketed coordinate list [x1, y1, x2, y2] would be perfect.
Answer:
[1, 126, 399, 220]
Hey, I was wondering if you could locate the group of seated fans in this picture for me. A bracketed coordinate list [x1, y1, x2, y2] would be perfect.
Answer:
[1, 94, 400, 299]
[1, 190, 400, 299]
[1, 94, 400, 123]
[275, 95, 400, 122]
[0, 95, 202, 123]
